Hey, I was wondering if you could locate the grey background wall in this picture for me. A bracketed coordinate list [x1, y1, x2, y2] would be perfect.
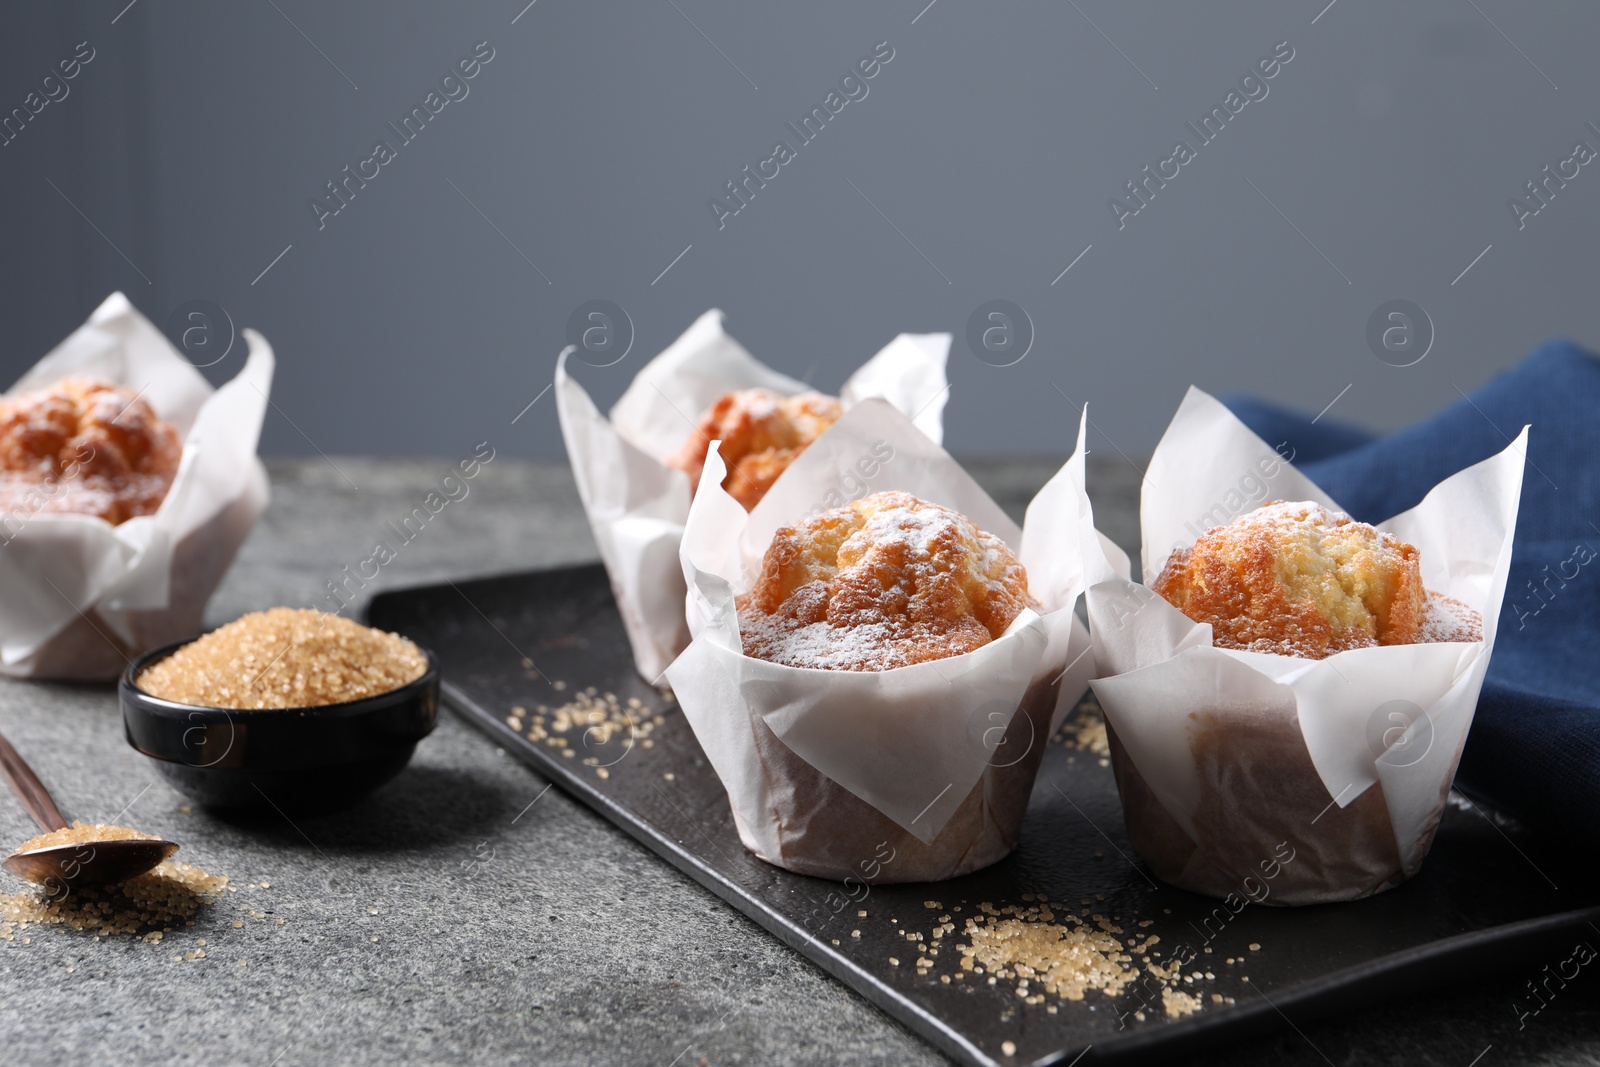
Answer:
[1, 0, 1596, 461]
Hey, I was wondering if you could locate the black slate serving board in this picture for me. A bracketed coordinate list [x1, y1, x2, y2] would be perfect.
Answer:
[367, 564, 1600, 1067]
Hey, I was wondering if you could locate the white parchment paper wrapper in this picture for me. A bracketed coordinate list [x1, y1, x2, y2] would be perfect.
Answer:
[0, 293, 273, 680]
[1086, 387, 1526, 904]
[556, 309, 949, 682]
[664, 399, 1098, 883]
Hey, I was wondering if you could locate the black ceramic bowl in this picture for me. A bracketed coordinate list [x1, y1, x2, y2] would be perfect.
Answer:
[121, 640, 439, 815]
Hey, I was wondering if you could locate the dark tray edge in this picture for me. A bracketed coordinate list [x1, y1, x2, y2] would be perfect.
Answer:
[434, 673, 1600, 1067]
[368, 573, 1600, 1067]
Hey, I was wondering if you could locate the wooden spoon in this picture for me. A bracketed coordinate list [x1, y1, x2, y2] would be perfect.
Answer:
[0, 729, 176, 891]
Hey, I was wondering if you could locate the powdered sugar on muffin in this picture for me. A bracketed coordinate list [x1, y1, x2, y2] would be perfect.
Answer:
[1153, 500, 1428, 659]
[739, 490, 1037, 670]
[1420, 592, 1483, 644]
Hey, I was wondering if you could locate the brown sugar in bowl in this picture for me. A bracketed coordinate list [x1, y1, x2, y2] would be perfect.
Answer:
[120, 611, 439, 814]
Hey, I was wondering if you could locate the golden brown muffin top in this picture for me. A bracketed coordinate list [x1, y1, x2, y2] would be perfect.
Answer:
[739, 490, 1037, 671]
[667, 387, 843, 510]
[1153, 501, 1427, 659]
[0, 376, 182, 524]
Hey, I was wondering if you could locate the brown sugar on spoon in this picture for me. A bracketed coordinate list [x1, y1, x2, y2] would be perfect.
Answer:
[11, 821, 160, 854]
[0, 376, 182, 524]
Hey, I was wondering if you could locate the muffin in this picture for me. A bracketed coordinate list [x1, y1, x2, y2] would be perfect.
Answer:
[1107, 500, 1486, 903]
[1152, 501, 1462, 658]
[0, 376, 182, 524]
[666, 402, 1099, 883]
[668, 388, 843, 510]
[700, 489, 1062, 883]
[1089, 387, 1522, 905]
[740, 490, 1038, 670]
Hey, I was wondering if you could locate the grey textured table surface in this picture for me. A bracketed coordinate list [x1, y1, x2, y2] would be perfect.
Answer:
[0, 458, 1594, 1067]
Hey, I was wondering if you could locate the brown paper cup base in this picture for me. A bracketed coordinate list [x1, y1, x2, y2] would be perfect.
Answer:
[1105, 712, 1452, 906]
[739, 675, 1060, 884]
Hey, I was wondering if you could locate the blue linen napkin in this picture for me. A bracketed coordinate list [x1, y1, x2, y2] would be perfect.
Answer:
[1222, 339, 1600, 844]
